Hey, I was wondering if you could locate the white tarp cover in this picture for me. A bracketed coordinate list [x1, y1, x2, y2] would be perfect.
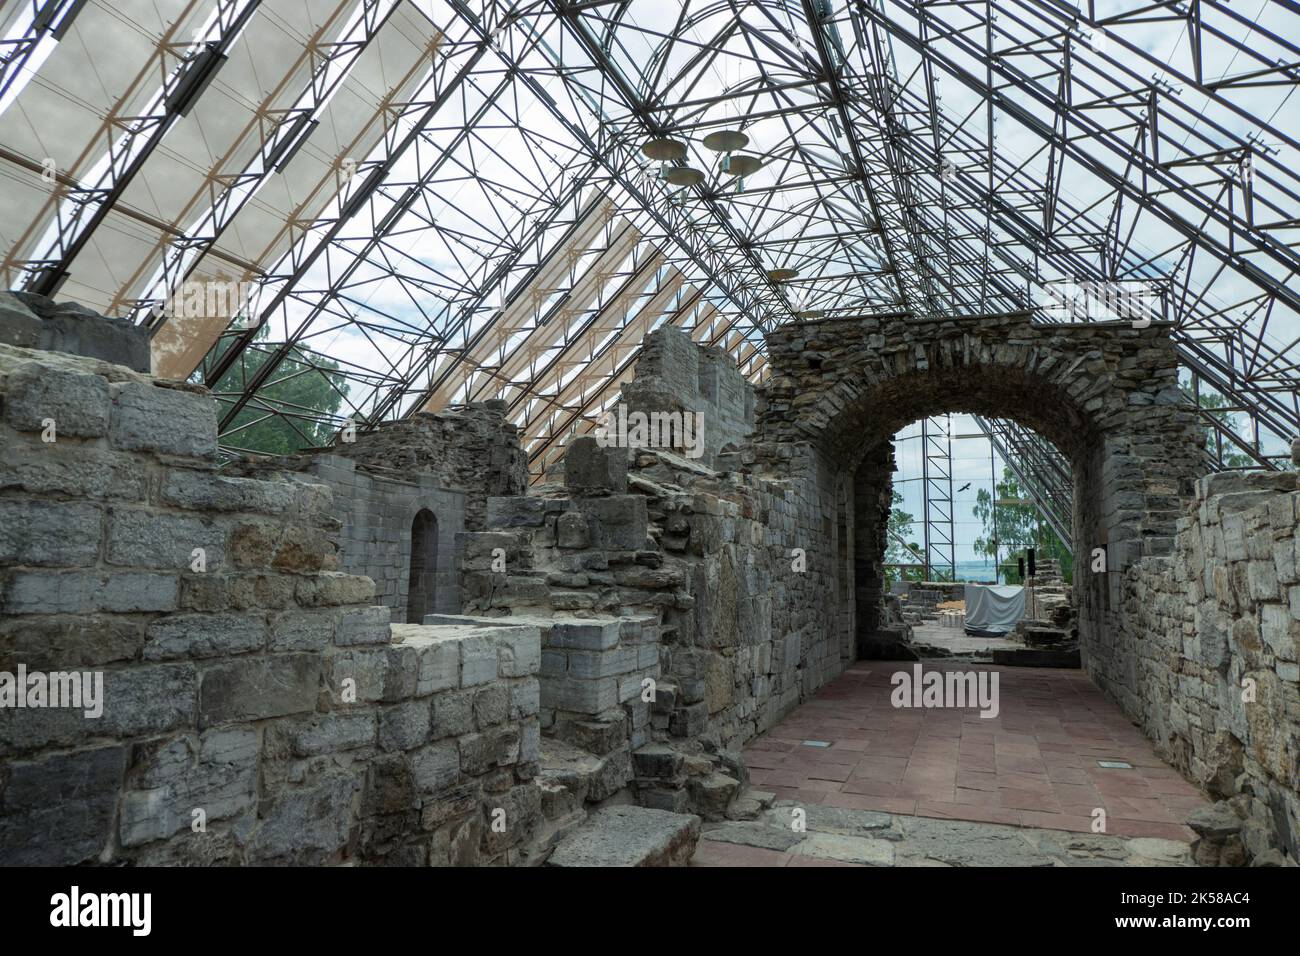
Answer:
[964, 583, 1026, 636]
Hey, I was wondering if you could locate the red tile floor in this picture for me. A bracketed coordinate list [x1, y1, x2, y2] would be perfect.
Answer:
[742, 662, 1206, 842]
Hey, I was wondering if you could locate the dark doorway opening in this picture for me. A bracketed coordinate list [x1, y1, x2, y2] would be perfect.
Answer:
[407, 508, 438, 624]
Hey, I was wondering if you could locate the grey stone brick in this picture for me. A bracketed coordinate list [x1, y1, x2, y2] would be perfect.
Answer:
[106, 506, 226, 570]
[412, 742, 460, 793]
[144, 612, 266, 660]
[431, 690, 474, 739]
[291, 712, 376, 756]
[110, 381, 217, 458]
[161, 470, 296, 514]
[268, 608, 337, 651]
[336, 605, 392, 646]
[0, 499, 102, 566]
[547, 619, 621, 651]
[2, 570, 179, 614]
[247, 772, 357, 863]
[118, 727, 257, 847]
[3, 363, 110, 437]
[460, 634, 498, 686]
[199, 654, 319, 727]
[0, 744, 125, 864]
[379, 699, 431, 750]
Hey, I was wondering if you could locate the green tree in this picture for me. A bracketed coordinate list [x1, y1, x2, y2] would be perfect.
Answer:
[210, 331, 349, 455]
[972, 468, 1072, 583]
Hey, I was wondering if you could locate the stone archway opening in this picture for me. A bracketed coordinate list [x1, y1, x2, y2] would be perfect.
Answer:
[406, 508, 439, 624]
[854, 412, 1075, 660]
[753, 312, 1202, 691]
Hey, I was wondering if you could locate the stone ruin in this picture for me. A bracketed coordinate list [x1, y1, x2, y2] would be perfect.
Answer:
[0, 295, 1296, 866]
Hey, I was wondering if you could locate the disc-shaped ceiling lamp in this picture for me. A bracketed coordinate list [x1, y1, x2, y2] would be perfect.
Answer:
[722, 153, 762, 177]
[767, 267, 799, 282]
[703, 130, 749, 153]
[664, 167, 705, 187]
[642, 136, 687, 162]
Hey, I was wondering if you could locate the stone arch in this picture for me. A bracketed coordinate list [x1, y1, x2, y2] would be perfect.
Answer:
[751, 312, 1204, 679]
[406, 508, 439, 624]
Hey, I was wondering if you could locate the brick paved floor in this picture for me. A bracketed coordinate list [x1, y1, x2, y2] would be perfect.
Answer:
[743, 662, 1206, 842]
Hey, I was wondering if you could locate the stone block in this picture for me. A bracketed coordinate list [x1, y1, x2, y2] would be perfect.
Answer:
[291, 712, 377, 756]
[412, 742, 461, 793]
[431, 690, 475, 739]
[547, 619, 621, 651]
[563, 435, 628, 494]
[268, 608, 337, 651]
[510, 679, 540, 721]
[574, 495, 648, 551]
[542, 676, 619, 714]
[118, 727, 257, 847]
[247, 773, 357, 863]
[557, 511, 590, 549]
[459, 726, 520, 774]
[161, 470, 296, 514]
[567, 646, 638, 679]
[336, 605, 392, 646]
[0, 499, 102, 566]
[144, 611, 265, 660]
[409, 637, 458, 694]
[460, 634, 498, 686]
[199, 654, 319, 727]
[107, 506, 226, 570]
[3, 363, 111, 437]
[0, 744, 126, 865]
[110, 382, 217, 458]
[379, 699, 432, 750]
[3, 570, 179, 614]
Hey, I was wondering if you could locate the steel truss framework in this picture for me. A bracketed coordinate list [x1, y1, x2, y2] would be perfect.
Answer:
[0, 0, 1296, 501]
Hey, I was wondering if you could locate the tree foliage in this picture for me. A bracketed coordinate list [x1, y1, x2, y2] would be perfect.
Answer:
[972, 468, 1072, 583]
[211, 331, 349, 455]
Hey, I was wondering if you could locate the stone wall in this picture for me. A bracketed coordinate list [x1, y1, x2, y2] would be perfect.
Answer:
[328, 402, 527, 533]
[1120, 470, 1300, 858]
[457, 329, 853, 796]
[297, 455, 465, 623]
[0, 343, 544, 865]
[618, 324, 755, 468]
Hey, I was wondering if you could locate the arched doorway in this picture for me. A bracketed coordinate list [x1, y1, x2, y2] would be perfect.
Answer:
[407, 508, 438, 624]
[751, 311, 1203, 694]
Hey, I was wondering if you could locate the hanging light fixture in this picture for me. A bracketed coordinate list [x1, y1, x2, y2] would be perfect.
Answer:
[641, 136, 687, 162]
[767, 267, 799, 282]
[722, 153, 762, 178]
[703, 130, 749, 153]
[664, 167, 705, 187]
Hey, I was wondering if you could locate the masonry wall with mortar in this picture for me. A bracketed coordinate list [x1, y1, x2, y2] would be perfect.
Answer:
[0, 343, 544, 865]
[617, 325, 755, 469]
[1121, 470, 1300, 859]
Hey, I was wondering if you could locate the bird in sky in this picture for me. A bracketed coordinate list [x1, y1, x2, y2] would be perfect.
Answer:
[957, 482, 971, 493]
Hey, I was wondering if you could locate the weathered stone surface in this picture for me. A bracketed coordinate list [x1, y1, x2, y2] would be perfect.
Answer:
[111, 381, 217, 458]
[547, 806, 700, 867]
[3, 363, 111, 437]
[119, 728, 258, 846]
[564, 436, 628, 494]
[199, 654, 319, 727]
[0, 745, 126, 864]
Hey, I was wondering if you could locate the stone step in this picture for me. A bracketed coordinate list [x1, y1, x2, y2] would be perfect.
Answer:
[537, 737, 631, 807]
[991, 647, 1081, 668]
[546, 806, 701, 867]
